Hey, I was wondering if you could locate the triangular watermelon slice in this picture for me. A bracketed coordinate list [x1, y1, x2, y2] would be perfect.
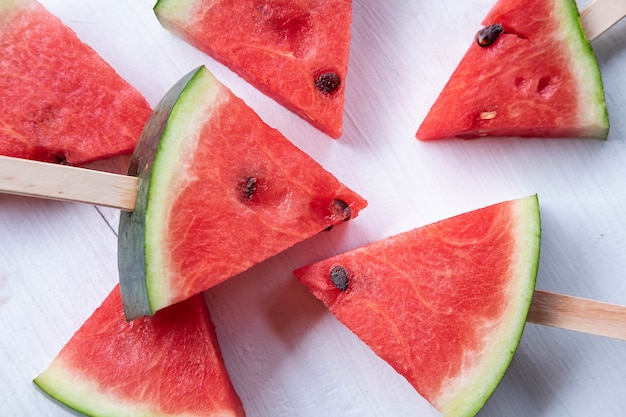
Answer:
[294, 195, 541, 417]
[119, 65, 367, 320]
[416, 0, 608, 140]
[34, 284, 245, 417]
[153, 0, 352, 139]
[0, 0, 152, 165]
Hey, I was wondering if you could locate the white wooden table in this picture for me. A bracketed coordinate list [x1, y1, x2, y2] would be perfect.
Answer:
[2, 0, 625, 416]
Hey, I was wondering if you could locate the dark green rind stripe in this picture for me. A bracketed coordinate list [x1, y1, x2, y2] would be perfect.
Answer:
[118, 67, 202, 320]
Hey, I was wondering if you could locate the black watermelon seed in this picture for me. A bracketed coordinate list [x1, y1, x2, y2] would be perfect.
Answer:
[330, 199, 352, 221]
[329, 265, 349, 291]
[241, 177, 257, 200]
[315, 72, 341, 95]
[476, 23, 504, 47]
[54, 153, 68, 165]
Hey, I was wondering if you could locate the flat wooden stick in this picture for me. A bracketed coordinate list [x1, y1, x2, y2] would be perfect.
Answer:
[2, 157, 626, 340]
[580, 0, 626, 41]
[0, 155, 137, 210]
[528, 290, 626, 340]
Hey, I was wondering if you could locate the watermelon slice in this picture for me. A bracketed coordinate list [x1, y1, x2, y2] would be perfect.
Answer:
[34, 284, 245, 417]
[0, 0, 152, 165]
[294, 195, 541, 417]
[416, 0, 608, 140]
[118, 65, 367, 320]
[153, 0, 352, 139]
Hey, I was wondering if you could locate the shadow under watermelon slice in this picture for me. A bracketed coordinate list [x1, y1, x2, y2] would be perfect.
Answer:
[294, 195, 541, 417]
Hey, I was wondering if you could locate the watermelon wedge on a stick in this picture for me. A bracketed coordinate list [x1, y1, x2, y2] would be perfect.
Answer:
[0, 0, 152, 165]
[416, 0, 609, 140]
[153, 0, 352, 139]
[294, 195, 541, 417]
[0, 63, 366, 319]
[34, 284, 245, 417]
[119, 65, 367, 319]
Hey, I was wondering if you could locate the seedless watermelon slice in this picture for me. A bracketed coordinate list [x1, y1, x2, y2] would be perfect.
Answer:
[416, 0, 608, 140]
[294, 195, 541, 417]
[34, 284, 245, 417]
[119, 66, 367, 320]
[153, 0, 352, 138]
[0, 0, 152, 165]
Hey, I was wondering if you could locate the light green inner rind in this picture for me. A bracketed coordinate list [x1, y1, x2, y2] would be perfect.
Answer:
[34, 358, 161, 417]
[437, 195, 541, 417]
[557, 0, 609, 138]
[153, 0, 199, 37]
[144, 67, 224, 313]
[153, 0, 193, 21]
[34, 357, 227, 417]
[0, 0, 32, 26]
[119, 68, 203, 320]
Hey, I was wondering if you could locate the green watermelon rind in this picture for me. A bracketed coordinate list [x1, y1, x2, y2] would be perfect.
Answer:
[143, 67, 224, 314]
[436, 195, 540, 417]
[34, 358, 180, 417]
[153, 0, 194, 41]
[153, 0, 191, 25]
[118, 68, 203, 320]
[554, 0, 608, 138]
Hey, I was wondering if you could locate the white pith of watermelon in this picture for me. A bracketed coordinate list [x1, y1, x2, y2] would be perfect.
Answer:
[36, 354, 243, 417]
[294, 195, 541, 417]
[36, 361, 197, 417]
[553, 0, 608, 136]
[143, 70, 225, 312]
[437, 196, 540, 416]
[416, 0, 608, 140]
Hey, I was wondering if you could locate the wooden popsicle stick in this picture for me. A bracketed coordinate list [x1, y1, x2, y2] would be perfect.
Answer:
[3, 162, 626, 340]
[0, 154, 137, 210]
[528, 290, 626, 340]
[580, 0, 626, 41]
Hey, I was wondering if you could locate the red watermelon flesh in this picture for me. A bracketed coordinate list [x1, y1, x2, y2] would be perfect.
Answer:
[294, 195, 541, 417]
[121, 66, 367, 318]
[0, 0, 152, 165]
[153, 0, 352, 139]
[416, 0, 608, 140]
[34, 284, 245, 417]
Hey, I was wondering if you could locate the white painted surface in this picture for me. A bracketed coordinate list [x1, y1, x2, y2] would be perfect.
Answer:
[1, 0, 626, 416]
